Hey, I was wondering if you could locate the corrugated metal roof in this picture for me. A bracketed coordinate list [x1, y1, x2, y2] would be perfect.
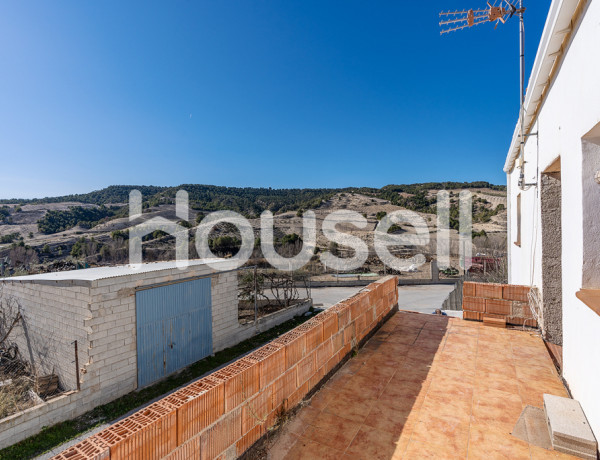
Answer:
[0, 259, 230, 282]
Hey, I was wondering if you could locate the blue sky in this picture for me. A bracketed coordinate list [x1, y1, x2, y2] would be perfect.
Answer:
[0, 1, 548, 199]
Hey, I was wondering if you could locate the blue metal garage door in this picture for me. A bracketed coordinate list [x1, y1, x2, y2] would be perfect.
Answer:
[136, 278, 212, 388]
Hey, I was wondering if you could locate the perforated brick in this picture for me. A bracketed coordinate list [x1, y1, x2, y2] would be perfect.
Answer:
[246, 342, 286, 389]
[486, 298, 512, 316]
[200, 408, 242, 460]
[463, 311, 483, 321]
[271, 367, 297, 412]
[236, 424, 263, 458]
[315, 339, 334, 370]
[463, 281, 477, 297]
[330, 304, 351, 328]
[211, 358, 259, 412]
[463, 296, 486, 312]
[475, 282, 504, 299]
[177, 376, 225, 444]
[315, 312, 338, 341]
[503, 284, 530, 302]
[241, 386, 272, 434]
[51, 436, 109, 460]
[295, 320, 323, 352]
[296, 351, 316, 386]
[273, 329, 306, 370]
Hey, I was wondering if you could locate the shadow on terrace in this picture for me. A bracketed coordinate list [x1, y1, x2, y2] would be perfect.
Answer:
[265, 310, 571, 459]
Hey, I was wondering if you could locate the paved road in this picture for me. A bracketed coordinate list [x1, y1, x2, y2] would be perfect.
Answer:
[310, 284, 456, 315]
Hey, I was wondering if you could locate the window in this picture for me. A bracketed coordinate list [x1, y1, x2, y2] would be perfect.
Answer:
[515, 193, 521, 247]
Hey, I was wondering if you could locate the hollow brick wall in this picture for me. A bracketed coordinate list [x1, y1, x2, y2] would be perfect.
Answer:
[462, 281, 537, 327]
[51, 276, 399, 460]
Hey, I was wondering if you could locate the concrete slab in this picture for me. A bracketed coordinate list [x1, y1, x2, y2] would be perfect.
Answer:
[544, 394, 598, 458]
[512, 405, 553, 450]
[309, 284, 455, 314]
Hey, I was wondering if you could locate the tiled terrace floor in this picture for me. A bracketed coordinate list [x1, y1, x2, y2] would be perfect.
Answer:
[268, 310, 576, 459]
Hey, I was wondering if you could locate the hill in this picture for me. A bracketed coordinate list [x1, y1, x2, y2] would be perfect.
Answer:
[0, 182, 506, 275]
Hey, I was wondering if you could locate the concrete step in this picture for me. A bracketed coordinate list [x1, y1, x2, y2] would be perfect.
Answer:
[544, 394, 598, 459]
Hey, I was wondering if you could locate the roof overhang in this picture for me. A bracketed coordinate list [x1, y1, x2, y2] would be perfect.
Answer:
[504, 0, 583, 173]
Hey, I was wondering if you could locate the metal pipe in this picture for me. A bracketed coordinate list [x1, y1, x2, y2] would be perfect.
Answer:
[253, 266, 258, 324]
[73, 340, 81, 391]
[518, 0, 527, 188]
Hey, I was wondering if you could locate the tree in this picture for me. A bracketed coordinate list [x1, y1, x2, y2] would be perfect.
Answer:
[376, 211, 387, 221]
[281, 233, 301, 245]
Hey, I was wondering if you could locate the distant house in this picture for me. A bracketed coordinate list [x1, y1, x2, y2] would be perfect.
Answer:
[504, 0, 600, 440]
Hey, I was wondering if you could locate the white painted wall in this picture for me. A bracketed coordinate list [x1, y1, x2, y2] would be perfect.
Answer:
[507, 0, 600, 439]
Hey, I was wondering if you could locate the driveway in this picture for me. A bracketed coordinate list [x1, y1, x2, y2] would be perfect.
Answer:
[310, 284, 456, 314]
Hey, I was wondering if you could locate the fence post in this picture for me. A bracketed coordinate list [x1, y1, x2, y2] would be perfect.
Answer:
[73, 340, 81, 391]
[253, 266, 258, 324]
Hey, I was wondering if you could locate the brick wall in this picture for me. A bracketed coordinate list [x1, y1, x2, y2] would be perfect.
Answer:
[51, 276, 399, 460]
[462, 281, 537, 327]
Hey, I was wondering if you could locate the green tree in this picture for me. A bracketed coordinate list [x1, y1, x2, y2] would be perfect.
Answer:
[281, 233, 301, 245]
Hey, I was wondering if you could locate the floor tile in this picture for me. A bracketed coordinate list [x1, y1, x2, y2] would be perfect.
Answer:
[264, 311, 570, 460]
[346, 424, 407, 460]
[468, 424, 531, 460]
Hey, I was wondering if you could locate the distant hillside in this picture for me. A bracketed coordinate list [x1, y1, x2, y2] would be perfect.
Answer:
[1, 181, 504, 210]
[0, 182, 506, 274]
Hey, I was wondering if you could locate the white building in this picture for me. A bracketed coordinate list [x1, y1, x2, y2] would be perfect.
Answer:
[505, 0, 600, 440]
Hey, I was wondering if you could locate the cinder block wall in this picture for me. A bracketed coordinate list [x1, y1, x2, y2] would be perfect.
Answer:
[462, 281, 536, 326]
[51, 276, 400, 460]
[0, 281, 91, 391]
[85, 264, 239, 403]
[0, 261, 240, 449]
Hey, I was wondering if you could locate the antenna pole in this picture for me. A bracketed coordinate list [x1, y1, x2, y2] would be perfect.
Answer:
[518, 0, 526, 188]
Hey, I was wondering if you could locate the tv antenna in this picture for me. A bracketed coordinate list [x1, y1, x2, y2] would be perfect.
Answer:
[439, 1, 531, 189]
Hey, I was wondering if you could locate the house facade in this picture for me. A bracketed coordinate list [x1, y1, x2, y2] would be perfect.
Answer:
[505, 0, 600, 439]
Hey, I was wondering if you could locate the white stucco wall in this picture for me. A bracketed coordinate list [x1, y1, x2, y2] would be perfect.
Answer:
[506, 0, 600, 439]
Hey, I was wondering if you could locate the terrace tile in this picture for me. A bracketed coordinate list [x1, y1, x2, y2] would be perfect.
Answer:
[267, 311, 578, 459]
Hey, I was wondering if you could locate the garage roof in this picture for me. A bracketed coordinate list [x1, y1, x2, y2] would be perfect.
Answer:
[1, 259, 230, 283]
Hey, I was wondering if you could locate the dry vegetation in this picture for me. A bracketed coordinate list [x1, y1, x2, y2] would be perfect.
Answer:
[0, 184, 507, 278]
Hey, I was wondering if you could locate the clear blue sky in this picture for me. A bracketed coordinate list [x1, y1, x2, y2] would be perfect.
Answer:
[0, 1, 548, 199]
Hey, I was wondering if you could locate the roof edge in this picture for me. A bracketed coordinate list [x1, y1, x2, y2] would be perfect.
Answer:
[504, 0, 579, 173]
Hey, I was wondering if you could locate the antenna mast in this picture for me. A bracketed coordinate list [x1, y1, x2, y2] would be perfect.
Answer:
[439, 1, 528, 186]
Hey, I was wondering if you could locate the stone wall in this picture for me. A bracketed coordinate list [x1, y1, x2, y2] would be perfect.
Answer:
[541, 173, 563, 345]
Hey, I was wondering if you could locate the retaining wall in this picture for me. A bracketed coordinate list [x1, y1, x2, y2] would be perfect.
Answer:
[462, 281, 537, 326]
[51, 276, 399, 460]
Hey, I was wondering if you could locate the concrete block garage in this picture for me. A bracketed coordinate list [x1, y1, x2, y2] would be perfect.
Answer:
[0, 259, 240, 447]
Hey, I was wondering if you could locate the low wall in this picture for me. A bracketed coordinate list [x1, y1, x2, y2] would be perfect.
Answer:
[232, 299, 312, 345]
[51, 276, 399, 460]
[462, 281, 537, 326]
